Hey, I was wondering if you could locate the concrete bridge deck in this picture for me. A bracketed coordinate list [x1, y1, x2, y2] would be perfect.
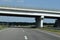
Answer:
[0, 7, 60, 28]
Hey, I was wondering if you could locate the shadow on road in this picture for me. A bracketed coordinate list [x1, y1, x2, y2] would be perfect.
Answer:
[8, 26, 37, 29]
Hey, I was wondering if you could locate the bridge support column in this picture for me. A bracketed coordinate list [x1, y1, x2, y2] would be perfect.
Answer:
[54, 18, 60, 27]
[35, 16, 44, 28]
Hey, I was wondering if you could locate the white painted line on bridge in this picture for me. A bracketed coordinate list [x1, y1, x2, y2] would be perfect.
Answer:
[24, 36, 28, 40]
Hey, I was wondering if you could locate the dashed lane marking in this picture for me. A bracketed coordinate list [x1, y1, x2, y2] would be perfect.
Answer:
[24, 36, 28, 40]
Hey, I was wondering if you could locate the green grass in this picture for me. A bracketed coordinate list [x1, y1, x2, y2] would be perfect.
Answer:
[0, 25, 8, 30]
[40, 27, 60, 34]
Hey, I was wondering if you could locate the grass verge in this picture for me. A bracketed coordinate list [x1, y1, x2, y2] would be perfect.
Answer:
[40, 27, 60, 34]
[0, 25, 8, 30]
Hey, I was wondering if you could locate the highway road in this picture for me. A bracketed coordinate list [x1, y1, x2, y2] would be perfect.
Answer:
[0, 28, 60, 40]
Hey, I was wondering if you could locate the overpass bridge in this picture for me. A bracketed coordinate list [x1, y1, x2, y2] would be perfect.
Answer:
[0, 7, 60, 28]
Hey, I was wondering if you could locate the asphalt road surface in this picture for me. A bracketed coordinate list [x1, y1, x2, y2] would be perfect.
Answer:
[0, 28, 60, 40]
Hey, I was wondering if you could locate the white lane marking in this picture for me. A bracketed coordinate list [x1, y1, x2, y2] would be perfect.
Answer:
[23, 30, 25, 32]
[22, 28, 25, 32]
[24, 36, 28, 40]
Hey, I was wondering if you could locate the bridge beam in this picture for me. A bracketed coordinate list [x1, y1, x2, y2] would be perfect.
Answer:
[35, 16, 44, 28]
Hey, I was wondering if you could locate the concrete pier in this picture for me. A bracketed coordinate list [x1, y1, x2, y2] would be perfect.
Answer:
[35, 16, 44, 28]
[54, 18, 60, 27]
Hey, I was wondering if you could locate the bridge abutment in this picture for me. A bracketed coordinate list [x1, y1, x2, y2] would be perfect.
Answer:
[35, 16, 44, 28]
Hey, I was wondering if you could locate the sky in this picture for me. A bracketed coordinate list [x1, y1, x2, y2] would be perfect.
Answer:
[0, 0, 59, 23]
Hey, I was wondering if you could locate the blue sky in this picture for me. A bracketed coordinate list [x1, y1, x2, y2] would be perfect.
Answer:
[0, 0, 59, 23]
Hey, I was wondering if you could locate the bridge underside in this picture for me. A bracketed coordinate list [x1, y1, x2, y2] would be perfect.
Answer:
[0, 14, 60, 28]
[0, 13, 59, 19]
